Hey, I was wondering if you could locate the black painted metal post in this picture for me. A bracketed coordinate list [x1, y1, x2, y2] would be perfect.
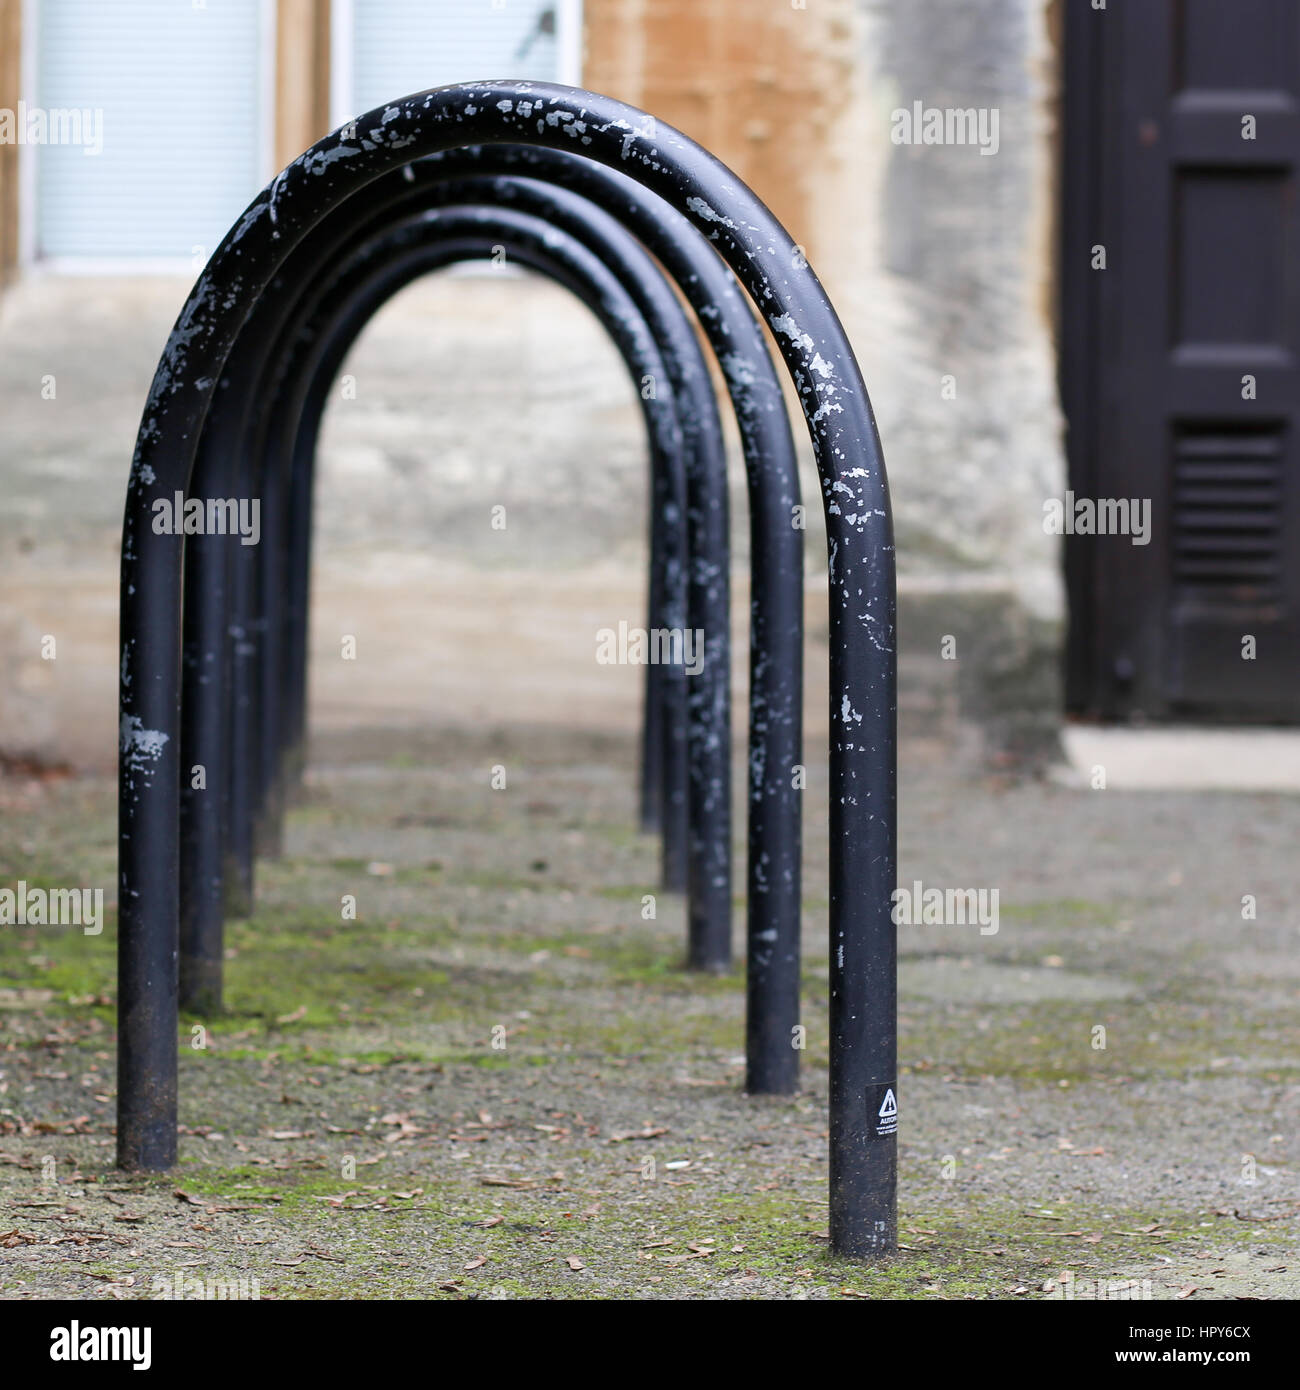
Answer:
[118, 535, 182, 1172]
[639, 485, 669, 835]
[177, 523, 232, 1016]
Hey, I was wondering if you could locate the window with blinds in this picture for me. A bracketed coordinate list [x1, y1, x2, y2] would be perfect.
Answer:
[32, 0, 268, 262]
[337, 0, 576, 123]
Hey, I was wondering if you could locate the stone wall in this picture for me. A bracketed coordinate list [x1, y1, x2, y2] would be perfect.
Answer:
[586, 0, 1068, 762]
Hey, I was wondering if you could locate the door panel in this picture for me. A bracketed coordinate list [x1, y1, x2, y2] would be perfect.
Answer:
[1063, 0, 1300, 720]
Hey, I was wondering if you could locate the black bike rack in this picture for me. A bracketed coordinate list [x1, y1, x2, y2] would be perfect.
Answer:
[261, 191, 702, 859]
[260, 197, 731, 938]
[118, 82, 896, 1257]
[184, 155, 805, 1084]
[182, 195, 718, 1000]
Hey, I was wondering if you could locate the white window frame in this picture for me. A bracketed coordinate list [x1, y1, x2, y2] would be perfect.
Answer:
[19, 0, 279, 275]
[330, 0, 583, 130]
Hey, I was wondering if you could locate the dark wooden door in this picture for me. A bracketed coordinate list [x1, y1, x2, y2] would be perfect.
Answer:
[1062, 0, 1300, 720]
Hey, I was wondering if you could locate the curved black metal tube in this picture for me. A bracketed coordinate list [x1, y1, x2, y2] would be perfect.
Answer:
[179, 181, 722, 1015]
[235, 205, 706, 967]
[271, 176, 719, 851]
[247, 187, 727, 915]
[256, 175, 734, 968]
[258, 204, 689, 850]
[261, 220, 688, 853]
[246, 207, 705, 887]
[177, 214, 711, 1000]
[410, 148, 807, 1095]
[184, 210, 695, 1012]
[261, 155, 805, 1087]
[118, 83, 895, 1257]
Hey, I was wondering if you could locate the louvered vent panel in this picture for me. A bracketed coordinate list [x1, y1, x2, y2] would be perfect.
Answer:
[1173, 424, 1284, 599]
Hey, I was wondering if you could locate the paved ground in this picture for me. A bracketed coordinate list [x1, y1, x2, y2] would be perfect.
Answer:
[0, 723, 1296, 1301]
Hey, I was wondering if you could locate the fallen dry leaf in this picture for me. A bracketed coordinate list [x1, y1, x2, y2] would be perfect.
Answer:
[608, 1127, 668, 1144]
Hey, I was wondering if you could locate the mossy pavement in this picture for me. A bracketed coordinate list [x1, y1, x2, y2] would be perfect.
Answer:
[1, 726, 1296, 1300]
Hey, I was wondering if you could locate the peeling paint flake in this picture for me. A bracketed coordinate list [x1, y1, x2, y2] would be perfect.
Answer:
[303, 143, 364, 177]
[769, 312, 814, 352]
[686, 196, 734, 228]
[119, 714, 170, 771]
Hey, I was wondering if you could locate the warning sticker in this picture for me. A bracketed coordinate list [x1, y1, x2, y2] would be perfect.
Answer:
[866, 1083, 898, 1140]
